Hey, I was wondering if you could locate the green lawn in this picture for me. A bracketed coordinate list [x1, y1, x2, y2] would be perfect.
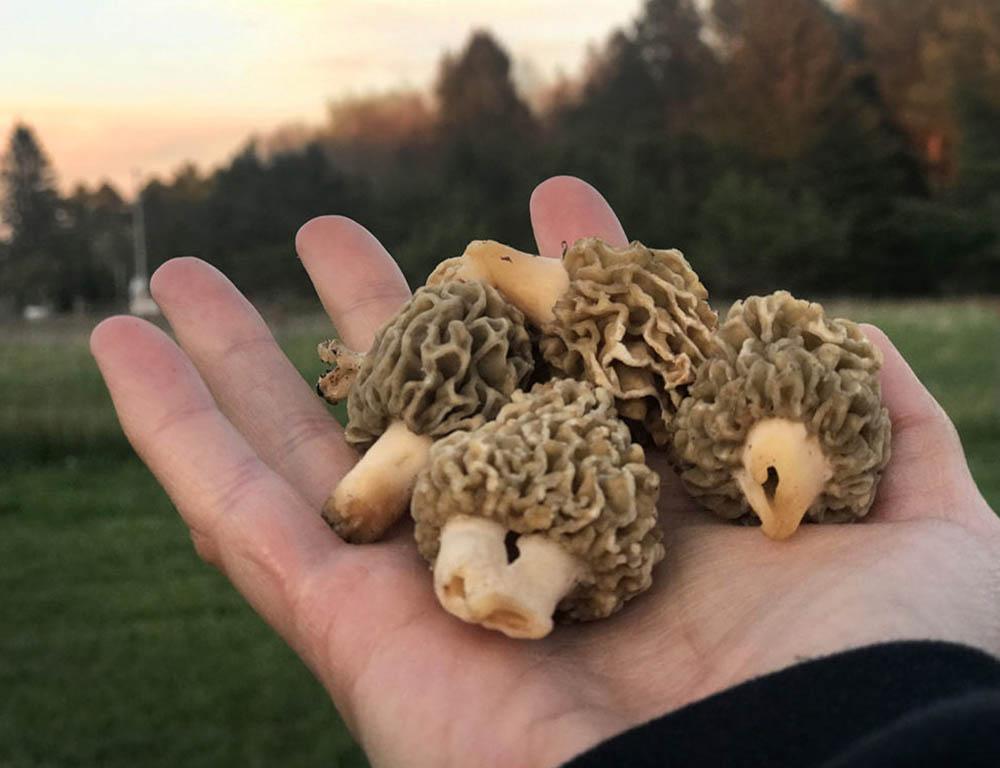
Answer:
[0, 314, 365, 768]
[1, 302, 998, 767]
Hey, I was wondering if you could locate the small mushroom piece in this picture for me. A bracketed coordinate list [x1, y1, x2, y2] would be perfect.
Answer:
[428, 241, 569, 325]
[318, 280, 533, 543]
[429, 238, 718, 447]
[412, 379, 664, 639]
[673, 291, 892, 540]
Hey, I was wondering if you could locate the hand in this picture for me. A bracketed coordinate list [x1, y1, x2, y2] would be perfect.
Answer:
[92, 176, 1000, 768]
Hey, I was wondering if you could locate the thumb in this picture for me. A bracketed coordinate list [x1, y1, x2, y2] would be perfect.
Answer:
[861, 324, 994, 530]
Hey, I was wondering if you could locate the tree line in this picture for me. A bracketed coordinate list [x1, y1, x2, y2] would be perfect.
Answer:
[2, 0, 999, 313]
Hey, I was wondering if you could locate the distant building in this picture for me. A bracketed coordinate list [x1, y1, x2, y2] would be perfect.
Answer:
[128, 276, 159, 317]
[23, 304, 53, 321]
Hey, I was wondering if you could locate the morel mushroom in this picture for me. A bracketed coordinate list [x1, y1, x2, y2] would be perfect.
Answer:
[318, 280, 533, 543]
[411, 379, 664, 639]
[673, 291, 891, 540]
[429, 237, 718, 446]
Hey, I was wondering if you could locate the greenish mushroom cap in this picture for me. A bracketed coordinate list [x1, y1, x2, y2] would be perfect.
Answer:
[540, 237, 718, 448]
[673, 291, 891, 525]
[412, 379, 664, 622]
[344, 280, 534, 448]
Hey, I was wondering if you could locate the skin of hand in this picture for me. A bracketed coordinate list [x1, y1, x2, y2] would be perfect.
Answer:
[91, 176, 1000, 768]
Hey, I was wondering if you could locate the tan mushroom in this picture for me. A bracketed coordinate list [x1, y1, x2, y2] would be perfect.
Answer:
[428, 237, 718, 447]
[673, 291, 892, 540]
[318, 280, 533, 543]
[412, 379, 664, 639]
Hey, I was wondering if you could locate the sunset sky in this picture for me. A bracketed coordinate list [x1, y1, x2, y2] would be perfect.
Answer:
[0, 0, 643, 194]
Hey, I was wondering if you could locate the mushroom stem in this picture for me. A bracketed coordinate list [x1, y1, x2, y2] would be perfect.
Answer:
[453, 240, 570, 325]
[324, 421, 433, 543]
[433, 516, 582, 639]
[317, 339, 364, 404]
[735, 418, 834, 541]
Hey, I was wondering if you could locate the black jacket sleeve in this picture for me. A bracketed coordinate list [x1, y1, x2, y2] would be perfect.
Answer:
[563, 641, 1000, 768]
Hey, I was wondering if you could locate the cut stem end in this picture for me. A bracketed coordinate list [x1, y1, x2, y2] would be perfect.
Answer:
[433, 516, 582, 639]
[323, 421, 432, 543]
[454, 240, 570, 326]
[735, 418, 833, 541]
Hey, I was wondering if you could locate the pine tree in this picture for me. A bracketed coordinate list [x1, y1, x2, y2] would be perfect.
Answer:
[0, 123, 64, 309]
[435, 31, 536, 140]
[414, 30, 540, 282]
[62, 182, 132, 305]
[953, 87, 1000, 291]
[634, 0, 720, 132]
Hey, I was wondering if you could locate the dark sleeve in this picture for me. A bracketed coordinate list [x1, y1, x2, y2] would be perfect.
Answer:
[563, 641, 1000, 768]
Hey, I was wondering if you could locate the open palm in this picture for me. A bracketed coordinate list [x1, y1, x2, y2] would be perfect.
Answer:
[93, 177, 1000, 768]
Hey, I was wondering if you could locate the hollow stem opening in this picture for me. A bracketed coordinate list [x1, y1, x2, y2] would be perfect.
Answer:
[433, 516, 582, 639]
[734, 418, 833, 541]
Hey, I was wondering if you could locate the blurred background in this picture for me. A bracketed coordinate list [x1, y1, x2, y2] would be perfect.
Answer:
[1, 1, 998, 766]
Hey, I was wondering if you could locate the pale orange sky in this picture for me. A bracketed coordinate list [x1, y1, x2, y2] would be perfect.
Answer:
[0, 1, 643, 195]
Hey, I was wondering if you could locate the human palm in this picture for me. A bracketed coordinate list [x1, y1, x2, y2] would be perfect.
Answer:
[93, 177, 1000, 768]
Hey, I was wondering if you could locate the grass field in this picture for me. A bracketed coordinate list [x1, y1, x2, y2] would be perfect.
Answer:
[1, 301, 998, 767]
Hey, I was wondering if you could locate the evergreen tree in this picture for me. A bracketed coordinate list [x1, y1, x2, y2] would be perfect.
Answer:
[436, 31, 535, 139]
[634, 0, 720, 132]
[694, 172, 848, 296]
[413, 31, 541, 283]
[62, 182, 132, 305]
[952, 88, 1000, 291]
[143, 163, 213, 278]
[955, 88, 1000, 207]
[550, 19, 719, 249]
[0, 123, 64, 308]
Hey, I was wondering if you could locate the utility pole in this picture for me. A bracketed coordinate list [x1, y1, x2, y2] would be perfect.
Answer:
[128, 169, 159, 316]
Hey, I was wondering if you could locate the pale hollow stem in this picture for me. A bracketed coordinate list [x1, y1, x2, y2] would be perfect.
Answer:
[433, 516, 582, 639]
[323, 421, 433, 544]
[317, 339, 364, 404]
[734, 418, 834, 541]
[455, 240, 570, 326]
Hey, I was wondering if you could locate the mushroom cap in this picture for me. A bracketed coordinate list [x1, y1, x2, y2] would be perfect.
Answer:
[344, 280, 534, 448]
[412, 379, 664, 622]
[673, 291, 891, 524]
[539, 237, 718, 448]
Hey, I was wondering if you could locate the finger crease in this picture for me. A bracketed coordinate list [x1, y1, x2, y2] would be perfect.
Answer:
[339, 288, 410, 323]
[146, 403, 217, 444]
[215, 334, 278, 365]
[208, 455, 272, 530]
[278, 412, 342, 460]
